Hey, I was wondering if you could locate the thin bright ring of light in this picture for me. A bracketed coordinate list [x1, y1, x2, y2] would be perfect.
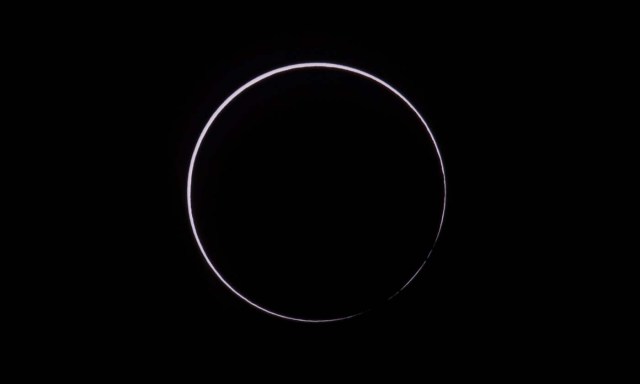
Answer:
[187, 63, 447, 323]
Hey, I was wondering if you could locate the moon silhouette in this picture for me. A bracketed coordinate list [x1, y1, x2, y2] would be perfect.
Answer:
[187, 63, 447, 322]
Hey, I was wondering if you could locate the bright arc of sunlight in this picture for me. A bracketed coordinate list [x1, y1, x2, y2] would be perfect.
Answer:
[187, 63, 447, 323]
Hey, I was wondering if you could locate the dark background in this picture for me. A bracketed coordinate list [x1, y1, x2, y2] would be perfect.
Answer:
[27, 19, 581, 363]
[10, 7, 621, 372]
[155, 28, 557, 353]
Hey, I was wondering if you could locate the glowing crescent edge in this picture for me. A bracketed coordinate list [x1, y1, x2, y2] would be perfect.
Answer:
[187, 63, 447, 323]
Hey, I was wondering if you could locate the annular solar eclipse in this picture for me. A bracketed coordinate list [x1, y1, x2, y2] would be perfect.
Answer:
[187, 63, 447, 322]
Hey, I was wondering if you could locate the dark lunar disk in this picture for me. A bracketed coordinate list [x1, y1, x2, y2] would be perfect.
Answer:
[190, 68, 444, 320]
